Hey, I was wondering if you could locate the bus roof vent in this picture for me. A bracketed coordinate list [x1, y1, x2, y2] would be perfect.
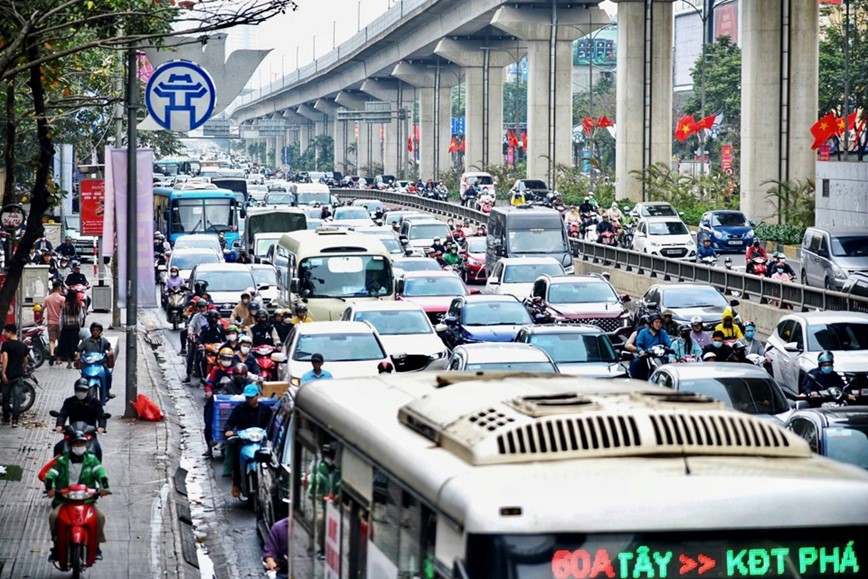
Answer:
[315, 227, 348, 235]
[400, 387, 811, 466]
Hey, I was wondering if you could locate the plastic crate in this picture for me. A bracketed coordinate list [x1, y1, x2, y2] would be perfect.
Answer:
[212, 395, 278, 443]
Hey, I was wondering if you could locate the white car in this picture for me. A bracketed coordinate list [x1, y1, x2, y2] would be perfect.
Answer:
[167, 248, 223, 282]
[392, 257, 443, 277]
[355, 227, 406, 258]
[283, 321, 392, 386]
[332, 206, 374, 229]
[172, 233, 223, 255]
[340, 301, 448, 371]
[188, 263, 257, 317]
[632, 216, 696, 259]
[250, 264, 280, 312]
[445, 343, 559, 373]
[399, 218, 452, 257]
[483, 257, 566, 298]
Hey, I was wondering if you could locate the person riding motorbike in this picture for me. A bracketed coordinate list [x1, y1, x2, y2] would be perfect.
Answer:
[442, 245, 464, 268]
[45, 431, 110, 561]
[196, 311, 226, 380]
[766, 252, 796, 279]
[800, 351, 848, 398]
[725, 340, 752, 364]
[75, 322, 114, 400]
[475, 224, 487, 237]
[290, 303, 313, 325]
[164, 266, 184, 292]
[202, 347, 236, 457]
[430, 237, 447, 256]
[714, 307, 743, 340]
[233, 335, 261, 376]
[689, 316, 712, 350]
[225, 383, 272, 498]
[606, 202, 623, 222]
[153, 232, 170, 255]
[231, 288, 256, 328]
[741, 321, 766, 357]
[55, 379, 107, 435]
[661, 309, 680, 337]
[219, 325, 242, 353]
[64, 261, 89, 288]
[696, 238, 718, 261]
[671, 325, 702, 361]
[273, 309, 293, 342]
[702, 330, 733, 361]
[182, 298, 209, 369]
[587, 191, 599, 209]
[595, 214, 616, 243]
[745, 239, 768, 272]
[57, 237, 77, 260]
[579, 197, 594, 215]
[251, 309, 279, 347]
[629, 313, 672, 380]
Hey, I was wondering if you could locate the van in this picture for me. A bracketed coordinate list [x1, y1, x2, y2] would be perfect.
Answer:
[486, 205, 573, 275]
[799, 227, 868, 290]
[289, 182, 335, 208]
[459, 171, 496, 204]
[273, 228, 395, 320]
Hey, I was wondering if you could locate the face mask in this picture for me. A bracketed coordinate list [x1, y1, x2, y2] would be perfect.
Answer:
[821, 366, 833, 375]
[170, 272, 179, 277]
[712, 341, 723, 349]
[75, 391, 88, 400]
[240, 346, 251, 355]
[226, 334, 238, 342]
[745, 331, 755, 339]
[72, 446, 86, 457]
[220, 360, 232, 368]
[242, 298, 250, 304]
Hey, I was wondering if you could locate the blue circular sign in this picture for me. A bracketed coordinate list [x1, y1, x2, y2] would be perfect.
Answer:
[145, 60, 216, 132]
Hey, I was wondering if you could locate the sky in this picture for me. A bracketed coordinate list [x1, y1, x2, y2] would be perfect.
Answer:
[231, 0, 617, 90]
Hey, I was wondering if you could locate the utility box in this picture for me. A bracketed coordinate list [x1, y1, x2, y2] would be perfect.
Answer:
[91, 283, 112, 313]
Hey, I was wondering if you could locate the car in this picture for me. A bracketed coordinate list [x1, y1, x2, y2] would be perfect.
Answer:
[514, 325, 627, 378]
[630, 201, 680, 218]
[462, 236, 489, 285]
[251, 233, 283, 263]
[842, 271, 868, 312]
[62, 215, 98, 262]
[300, 205, 325, 219]
[305, 218, 325, 230]
[392, 257, 443, 277]
[247, 184, 268, 204]
[799, 227, 868, 290]
[188, 263, 257, 317]
[436, 294, 534, 351]
[282, 321, 392, 386]
[396, 270, 470, 324]
[649, 363, 792, 424]
[250, 264, 279, 312]
[634, 283, 740, 331]
[483, 257, 566, 297]
[390, 180, 411, 193]
[509, 178, 551, 202]
[373, 175, 396, 190]
[167, 248, 223, 282]
[765, 311, 868, 398]
[445, 343, 559, 373]
[784, 407, 868, 470]
[263, 191, 296, 206]
[398, 218, 453, 257]
[696, 210, 756, 253]
[331, 206, 374, 229]
[172, 233, 224, 255]
[383, 210, 424, 229]
[254, 392, 293, 543]
[340, 301, 448, 371]
[458, 171, 496, 205]
[351, 199, 386, 218]
[525, 275, 633, 341]
[632, 216, 696, 259]
[355, 227, 407, 258]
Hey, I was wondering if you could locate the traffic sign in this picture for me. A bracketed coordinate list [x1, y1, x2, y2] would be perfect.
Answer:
[0, 204, 26, 232]
[145, 60, 216, 132]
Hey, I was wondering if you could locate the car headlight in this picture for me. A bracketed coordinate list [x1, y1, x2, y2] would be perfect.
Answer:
[712, 230, 721, 238]
[687, 238, 696, 246]
[747, 229, 754, 238]
[429, 350, 447, 360]
[290, 376, 301, 387]
[832, 265, 848, 280]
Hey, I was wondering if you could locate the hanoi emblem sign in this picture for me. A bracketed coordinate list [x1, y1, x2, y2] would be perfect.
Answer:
[145, 60, 216, 132]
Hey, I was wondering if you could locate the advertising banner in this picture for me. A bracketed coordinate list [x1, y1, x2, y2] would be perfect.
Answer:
[721, 145, 733, 174]
[325, 502, 341, 579]
[80, 179, 105, 236]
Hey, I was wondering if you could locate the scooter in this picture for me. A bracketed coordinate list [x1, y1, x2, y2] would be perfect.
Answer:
[478, 193, 494, 214]
[47, 415, 107, 461]
[598, 230, 617, 246]
[252, 345, 285, 381]
[21, 324, 48, 370]
[165, 287, 187, 331]
[697, 255, 719, 267]
[199, 342, 222, 385]
[50, 484, 109, 577]
[229, 426, 267, 509]
[79, 352, 109, 405]
[68, 284, 90, 314]
[746, 255, 768, 276]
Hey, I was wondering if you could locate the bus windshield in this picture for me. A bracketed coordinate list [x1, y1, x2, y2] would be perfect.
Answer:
[171, 199, 235, 234]
[298, 255, 393, 298]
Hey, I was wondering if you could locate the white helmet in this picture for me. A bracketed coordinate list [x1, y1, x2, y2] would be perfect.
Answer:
[690, 315, 703, 325]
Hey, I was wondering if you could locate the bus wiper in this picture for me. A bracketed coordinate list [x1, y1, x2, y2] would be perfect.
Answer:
[190, 218, 203, 233]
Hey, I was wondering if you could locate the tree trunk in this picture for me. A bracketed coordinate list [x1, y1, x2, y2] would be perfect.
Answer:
[0, 45, 51, 321]
[2, 78, 15, 206]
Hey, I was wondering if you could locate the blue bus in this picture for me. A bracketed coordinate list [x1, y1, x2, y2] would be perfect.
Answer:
[154, 183, 243, 246]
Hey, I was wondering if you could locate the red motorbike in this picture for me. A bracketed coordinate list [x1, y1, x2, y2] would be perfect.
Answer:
[68, 284, 90, 313]
[252, 344, 284, 381]
[51, 484, 108, 577]
[21, 323, 49, 370]
[746, 255, 768, 276]
[598, 230, 617, 246]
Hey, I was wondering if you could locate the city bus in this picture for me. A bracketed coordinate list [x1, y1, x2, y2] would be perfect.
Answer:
[153, 182, 243, 246]
[273, 227, 394, 320]
[154, 156, 192, 177]
[284, 373, 868, 578]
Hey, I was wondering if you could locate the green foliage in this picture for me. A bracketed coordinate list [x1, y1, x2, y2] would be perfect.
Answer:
[503, 70, 526, 128]
[755, 223, 806, 246]
[763, 178, 816, 227]
[295, 135, 334, 172]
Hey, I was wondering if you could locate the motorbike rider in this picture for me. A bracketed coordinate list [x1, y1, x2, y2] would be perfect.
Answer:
[660, 309, 680, 337]
[55, 379, 107, 435]
[164, 266, 184, 292]
[233, 335, 261, 376]
[57, 237, 77, 259]
[235, 249, 253, 265]
[587, 191, 599, 209]
[251, 309, 279, 347]
[45, 432, 110, 561]
[801, 351, 849, 399]
[745, 239, 768, 272]
[64, 261, 89, 287]
[714, 307, 743, 340]
[273, 310, 293, 343]
[624, 315, 650, 355]
[629, 313, 671, 380]
[671, 325, 702, 361]
[579, 196, 594, 215]
[595, 214, 616, 243]
[182, 299, 209, 374]
[224, 383, 273, 498]
[231, 288, 255, 328]
[442, 245, 464, 268]
[75, 322, 115, 401]
[289, 303, 313, 325]
[201, 347, 234, 458]
[430, 237, 447, 255]
[475, 224, 487, 237]
[196, 310, 226, 380]
[741, 321, 766, 357]
[606, 202, 623, 222]
[702, 330, 733, 361]
[696, 238, 718, 261]
[765, 252, 795, 279]
[153, 232, 170, 255]
[725, 340, 752, 364]
[689, 316, 712, 349]
[219, 325, 242, 353]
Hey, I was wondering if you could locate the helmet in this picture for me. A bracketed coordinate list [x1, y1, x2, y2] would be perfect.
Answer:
[90, 321, 103, 332]
[255, 309, 269, 321]
[611, 202, 618, 208]
[295, 303, 308, 313]
[226, 324, 240, 334]
[218, 347, 234, 360]
[638, 315, 650, 326]
[817, 351, 834, 365]
[232, 363, 249, 377]
[242, 287, 255, 298]
[733, 340, 746, 351]
[690, 315, 703, 325]
[170, 266, 179, 274]
[775, 252, 786, 259]
[678, 324, 692, 336]
[207, 310, 220, 320]
[238, 334, 252, 344]
[662, 309, 674, 317]
[753, 238, 761, 246]
[196, 299, 208, 309]
[71, 261, 81, 269]
[32, 304, 43, 312]
[194, 280, 209, 292]
[744, 320, 756, 329]
[248, 301, 261, 314]
[273, 309, 285, 318]
[71, 431, 89, 444]
[74, 378, 90, 391]
[648, 313, 663, 323]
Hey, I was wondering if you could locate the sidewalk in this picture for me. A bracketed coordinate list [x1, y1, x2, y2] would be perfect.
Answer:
[0, 311, 196, 578]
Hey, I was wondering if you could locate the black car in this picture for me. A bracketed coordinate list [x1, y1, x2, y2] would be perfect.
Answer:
[785, 407, 868, 470]
[633, 283, 740, 330]
[254, 392, 294, 543]
[436, 294, 534, 351]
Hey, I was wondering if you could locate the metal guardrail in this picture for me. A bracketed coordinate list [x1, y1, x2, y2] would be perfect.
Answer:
[332, 188, 868, 313]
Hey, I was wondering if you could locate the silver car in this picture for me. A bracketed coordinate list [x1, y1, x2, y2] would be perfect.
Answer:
[799, 227, 868, 290]
[514, 325, 628, 378]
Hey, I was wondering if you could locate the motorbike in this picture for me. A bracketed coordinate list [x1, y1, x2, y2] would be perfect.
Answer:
[229, 426, 268, 508]
[697, 255, 719, 267]
[746, 255, 768, 276]
[48, 414, 107, 461]
[21, 323, 49, 370]
[49, 484, 109, 577]
[627, 344, 672, 380]
[598, 230, 617, 247]
[803, 384, 866, 408]
[18, 371, 40, 413]
[199, 342, 222, 384]
[79, 352, 109, 405]
[478, 193, 494, 214]
[68, 284, 90, 314]
[619, 222, 635, 248]
[567, 221, 580, 238]
[252, 344, 285, 381]
[165, 287, 187, 331]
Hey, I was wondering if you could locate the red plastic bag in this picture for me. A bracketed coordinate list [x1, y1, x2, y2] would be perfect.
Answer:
[132, 394, 165, 421]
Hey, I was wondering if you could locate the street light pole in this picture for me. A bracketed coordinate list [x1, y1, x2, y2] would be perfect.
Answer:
[843, 0, 851, 161]
[124, 44, 138, 418]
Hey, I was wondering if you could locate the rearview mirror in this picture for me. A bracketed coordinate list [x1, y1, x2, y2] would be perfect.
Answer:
[619, 294, 631, 303]
[645, 302, 658, 310]
[395, 279, 405, 294]
[290, 278, 299, 294]
[784, 341, 801, 353]
[435, 323, 448, 333]
[730, 299, 740, 307]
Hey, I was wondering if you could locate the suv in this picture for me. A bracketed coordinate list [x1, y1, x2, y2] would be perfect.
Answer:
[842, 272, 868, 313]
[398, 218, 452, 257]
[799, 227, 868, 290]
[509, 179, 551, 203]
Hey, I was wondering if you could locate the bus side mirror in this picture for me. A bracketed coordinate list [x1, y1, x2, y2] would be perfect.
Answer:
[395, 279, 404, 294]
[290, 278, 299, 294]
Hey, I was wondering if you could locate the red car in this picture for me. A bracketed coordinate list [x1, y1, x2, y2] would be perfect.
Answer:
[462, 235, 488, 285]
[396, 270, 472, 324]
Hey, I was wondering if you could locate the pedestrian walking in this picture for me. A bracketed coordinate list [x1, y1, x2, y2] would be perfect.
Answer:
[1, 324, 30, 427]
[43, 281, 65, 365]
[56, 289, 84, 368]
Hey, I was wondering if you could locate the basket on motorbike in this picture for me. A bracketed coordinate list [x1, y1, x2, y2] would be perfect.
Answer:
[212, 394, 279, 443]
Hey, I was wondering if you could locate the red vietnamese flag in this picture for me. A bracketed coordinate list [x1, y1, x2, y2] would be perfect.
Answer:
[596, 116, 613, 128]
[675, 115, 697, 142]
[694, 113, 718, 131]
[810, 113, 837, 149]
[520, 131, 527, 150]
[458, 137, 466, 153]
[407, 137, 414, 153]
[582, 116, 595, 136]
[837, 112, 857, 134]
[448, 136, 458, 153]
[509, 129, 519, 148]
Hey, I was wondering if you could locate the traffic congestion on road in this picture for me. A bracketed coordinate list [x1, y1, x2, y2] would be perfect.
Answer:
[1, 159, 867, 579]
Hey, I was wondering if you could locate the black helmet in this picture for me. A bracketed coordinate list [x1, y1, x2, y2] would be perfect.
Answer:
[255, 309, 268, 321]
[248, 301, 261, 313]
[648, 313, 663, 323]
[71, 430, 88, 443]
[90, 321, 103, 332]
[678, 324, 691, 337]
[639, 315, 650, 326]
[207, 310, 220, 320]
[232, 363, 249, 378]
[74, 378, 90, 391]
[733, 340, 746, 351]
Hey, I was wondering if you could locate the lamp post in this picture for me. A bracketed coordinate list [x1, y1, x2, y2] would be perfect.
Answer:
[123, 44, 138, 418]
[682, 0, 717, 176]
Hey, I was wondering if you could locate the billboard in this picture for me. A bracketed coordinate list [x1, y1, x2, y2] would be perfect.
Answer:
[79, 179, 105, 236]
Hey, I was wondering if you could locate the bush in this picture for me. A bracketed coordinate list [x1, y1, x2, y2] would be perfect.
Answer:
[755, 223, 805, 246]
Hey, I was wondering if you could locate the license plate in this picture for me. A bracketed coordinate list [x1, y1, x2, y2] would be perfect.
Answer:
[861, 388, 868, 396]
[727, 240, 742, 245]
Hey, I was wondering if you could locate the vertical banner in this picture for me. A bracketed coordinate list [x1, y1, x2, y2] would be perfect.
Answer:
[366, 540, 398, 579]
[721, 145, 733, 173]
[80, 179, 106, 236]
[108, 148, 157, 309]
[324, 501, 341, 579]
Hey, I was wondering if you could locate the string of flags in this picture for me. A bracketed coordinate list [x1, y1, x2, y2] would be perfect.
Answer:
[581, 116, 614, 137]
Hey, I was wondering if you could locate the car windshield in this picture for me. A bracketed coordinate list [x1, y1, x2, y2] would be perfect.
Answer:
[264, 193, 294, 205]
[466, 237, 487, 253]
[648, 221, 689, 236]
[293, 333, 385, 362]
[661, 286, 727, 309]
[467, 175, 493, 185]
[823, 425, 868, 469]
[830, 235, 868, 257]
[374, 236, 402, 254]
[529, 333, 617, 363]
[465, 361, 557, 373]
[507, 229, 569, 253]
[255, 237, 281, 256]
[195, 270, 253, 292]
[296, 192, 330, 205]
[807, 322, 868, 351]
[354, 201, 383, 212]
[335, 208, 370, 220]
[521, 180, 548, 190]
[548, 281, 619, 304]
[503, 263, 565, 283]
[394, 259, 441, 273]
[251, 267, 277, 287]
[170, 252, 220, 270]
[641, 204, 678, 217]
[174, 237, 220, 251]
[298, 255, 393, 299]
[403, 276, 466, 297]
[409, 223, 452, 240]
[464, 301, 533, 325]
[353, 310, 432, 335]
[677, 377, 790, 415]
[711, 212, 748, 227]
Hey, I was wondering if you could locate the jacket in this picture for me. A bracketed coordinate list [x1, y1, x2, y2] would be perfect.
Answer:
[198, 323, 226, 345]
[801, 368, 846, 396]
[635, 328, 671, 353]
[55, 396, 107, 429]
[224, 402, 273, 434]
[714, 308, 744, 339]
[251, 323, 279, 347]
[44, 452, 109, 506]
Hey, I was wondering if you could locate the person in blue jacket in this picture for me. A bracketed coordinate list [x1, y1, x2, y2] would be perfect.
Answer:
[629, 313, 672, 380]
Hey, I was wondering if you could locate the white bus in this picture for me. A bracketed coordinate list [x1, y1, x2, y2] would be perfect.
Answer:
[283, 374, 868, 578]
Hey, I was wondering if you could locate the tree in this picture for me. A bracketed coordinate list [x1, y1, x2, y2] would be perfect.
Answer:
[296, 135, 334, 172]
[0, 0, 296, 320]
[572, 75, 617, 171]
[503, 71, 527, 128]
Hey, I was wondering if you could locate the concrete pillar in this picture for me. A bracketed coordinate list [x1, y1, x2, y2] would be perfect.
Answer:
[435, 38, 520, 171]
[335, 91, 371, 175]
[282, 110, 306, 154]
[315, 98, 343, 172]
[297, 104, 326, 139]
[741, 0, 818, 222]
[492, 5, 608, 187]
[649, 1, 673, 171]
[360, 79, 411, 177]
[392, 62, 462, 179]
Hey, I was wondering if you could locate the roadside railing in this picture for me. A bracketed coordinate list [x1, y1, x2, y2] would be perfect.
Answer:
[332, 188, 868, 313]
